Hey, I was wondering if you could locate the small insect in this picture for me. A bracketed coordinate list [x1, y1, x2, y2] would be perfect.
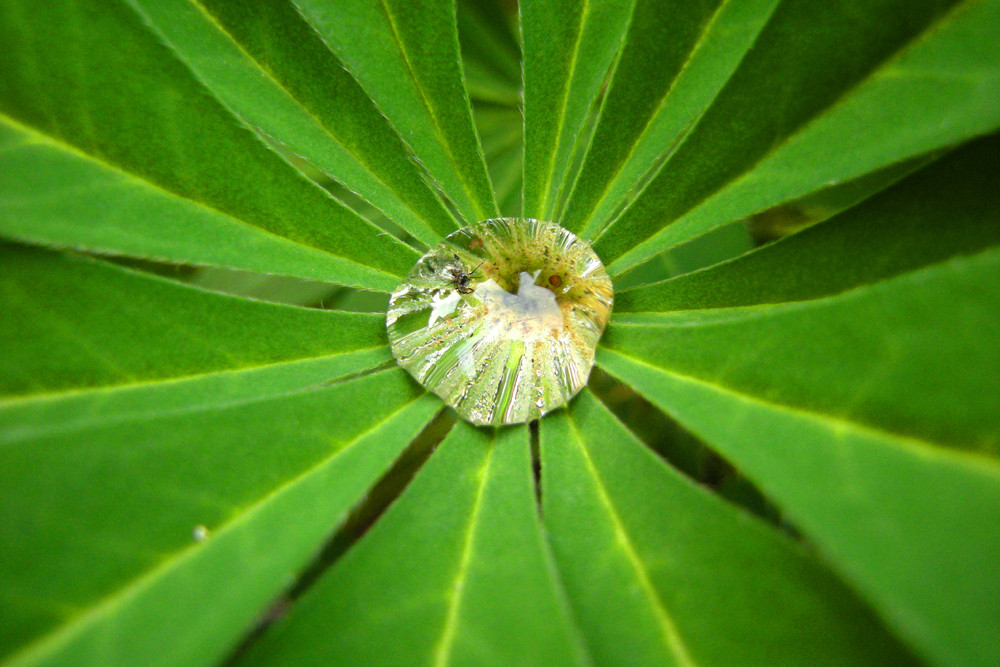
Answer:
[447, 254, 483, 295]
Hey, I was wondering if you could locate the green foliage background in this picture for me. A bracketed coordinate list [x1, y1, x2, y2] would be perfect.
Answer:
[1, 0, 999, 665]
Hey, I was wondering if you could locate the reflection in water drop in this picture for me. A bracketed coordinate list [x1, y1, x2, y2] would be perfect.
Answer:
[387, 218, 613, 426]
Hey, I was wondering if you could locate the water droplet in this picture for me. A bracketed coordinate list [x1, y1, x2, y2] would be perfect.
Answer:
[387, 218, 613, 426]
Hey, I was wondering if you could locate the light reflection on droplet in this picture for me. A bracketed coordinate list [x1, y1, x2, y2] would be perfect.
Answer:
[387, 218, 613, 426]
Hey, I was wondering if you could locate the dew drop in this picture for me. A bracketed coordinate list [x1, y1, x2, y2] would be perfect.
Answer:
[387, 218, 613, 426]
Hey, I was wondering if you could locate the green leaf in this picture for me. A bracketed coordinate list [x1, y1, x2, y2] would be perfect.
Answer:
[595, 0, 1000, 275]
[186, 267, 342, 308]
[521, 0, 635, 219]
[0, 245, 389, 397]
[242, 423, 589, 666]
[616, 133, 1000, 312]
[475, 104, 524, 216]
[0, 368, 437, 666]
[458, 0, 522, 106]
[125, 0, 457, 246]
[540, 390, 916, 665]
[605, 247, 1000, 455]
[598, 248, 1000, 665]
[490, 139, 524, 217]
[560, 0, 779, 236]
[611, 220, 753, 291]
[3, 0, 998, 663]
[599, 348, 1000, 666]
[295, 0, 498, 224]
[0, 0, 415, 290]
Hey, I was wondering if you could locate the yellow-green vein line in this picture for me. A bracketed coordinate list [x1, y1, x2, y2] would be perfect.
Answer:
[573, 0, 739, 238]
[0, 113, 404, 287]
[536, 0, 589, 219]
[597, 347, 1000, 477]
[378, 0, 496, 223]
[595, 0, 977, 260]
[178, 0, 452, 244]
[433, 434, 495, 667]
[4, 394, 437, 667]
[566, 416, 697, 667]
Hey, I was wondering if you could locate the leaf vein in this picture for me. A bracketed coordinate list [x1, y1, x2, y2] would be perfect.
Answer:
[377, 0, 494, 222]
[565, 415, 697, 666]
[3, 393, 434, 667]
[597, 347, 1000, 476]
[432, 435, 495, 667]
[596, 0, 978, 259]
[0, 112, 396, 284]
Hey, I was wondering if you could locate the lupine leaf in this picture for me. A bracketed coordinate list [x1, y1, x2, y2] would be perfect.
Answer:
[521, 0, 635, 219]
[295, 0, 498, 224]
[241, 423, 589, 666]
[0, 0, 416, 290]
[126, 0, 457, 246]
[2, 0, 998, 664]
[599, 348, 1000, 667]
[616, 134, 1000, 312]
[0, 369, 437, 666]
[540, 390, 917, 665]
[595, 0, 1000, 274]
[561, 0, 779, 236]
[0, 245, 389, 397]
[0, 119, 403, 291]
[598, 245, 1000, 664]
[605, 247, 1000, 455]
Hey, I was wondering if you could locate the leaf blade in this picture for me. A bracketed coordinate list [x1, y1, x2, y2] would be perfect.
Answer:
[126, 0, 457, 245]
[0, 0, 415, 288]
[616, 134, 1000, 312]
[598, 349, 1000, 667]
[540, 390, 917, 665]
[561, 0, 779, 236]
[296, 0, 498, 224]
[595, 0, 1000, 273]
[606, 246, 1000, 455]
[521, 0, 635, 219]
[241, 423, 589, 666]
[0, 245, 389, 398]
[0, 369, 438, 666]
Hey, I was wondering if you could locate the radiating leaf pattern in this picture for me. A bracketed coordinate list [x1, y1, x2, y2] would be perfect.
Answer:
[242, 424, 588, 666]
[0, 0, 416, 290]
[593, 0, 1000, 274]
[1, 0, 998, 665]
[126, 0, 460, 246]
[521, 0, 635, 220]
[295, 0, 498, 225]
[614, 134, 1000, 313]
[540, 391, 917, 666]
[560, 0, 781, 236]
[1, 367, 438, 666]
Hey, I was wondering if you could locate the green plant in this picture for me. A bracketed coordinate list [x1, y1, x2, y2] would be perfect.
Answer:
[1, 0, 998, 664]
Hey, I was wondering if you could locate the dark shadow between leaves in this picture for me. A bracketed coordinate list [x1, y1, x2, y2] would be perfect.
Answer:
[587, 366, 786, 529]
[223, 408, 455, 664]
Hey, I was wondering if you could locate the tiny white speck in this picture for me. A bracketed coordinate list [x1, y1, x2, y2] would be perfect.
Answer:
[193, 525, 209, 542]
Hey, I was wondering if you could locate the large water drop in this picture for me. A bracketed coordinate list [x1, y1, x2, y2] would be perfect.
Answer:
[387, 218, 613, 426]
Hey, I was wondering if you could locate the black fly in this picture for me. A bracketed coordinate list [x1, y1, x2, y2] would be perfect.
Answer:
[447, 254, 482, 295]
